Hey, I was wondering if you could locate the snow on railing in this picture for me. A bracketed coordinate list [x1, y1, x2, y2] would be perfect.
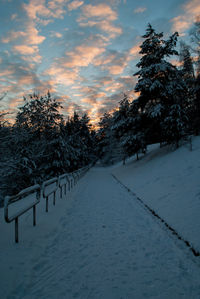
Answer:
[4, 184, 41, 243]
[42, 177, 58, 213]
[4, 164, 91, 243]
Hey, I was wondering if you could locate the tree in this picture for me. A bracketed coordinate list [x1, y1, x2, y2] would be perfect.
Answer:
[190, 17, 200, 75]
[120, 99, 146, 160]
[189, 18, 200, 134]
[134, 23, 188, 146]
[16, 92, 63, 139]
[111, 94, 130, 140]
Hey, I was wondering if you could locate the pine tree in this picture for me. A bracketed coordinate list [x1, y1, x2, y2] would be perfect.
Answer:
[111, 94, 130, 140]
[134, 23, 188, 146]
[189, 19, 200, 134]
[120, 99, 146, 160]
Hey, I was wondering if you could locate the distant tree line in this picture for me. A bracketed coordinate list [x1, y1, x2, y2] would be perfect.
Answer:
[98, 21, 200, 164]
[0, 92, 98, 203]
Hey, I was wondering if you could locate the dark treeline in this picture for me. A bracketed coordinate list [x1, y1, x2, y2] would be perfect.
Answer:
[98, 22, 200, 164]
[0, 92, 98, 203]
[0, 21, 200, 201]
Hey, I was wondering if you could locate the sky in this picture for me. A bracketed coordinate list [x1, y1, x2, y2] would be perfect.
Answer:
[0, 0, 200, 125]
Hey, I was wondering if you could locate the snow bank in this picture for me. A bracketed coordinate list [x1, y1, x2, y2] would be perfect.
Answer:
[112, 136, 200, 252]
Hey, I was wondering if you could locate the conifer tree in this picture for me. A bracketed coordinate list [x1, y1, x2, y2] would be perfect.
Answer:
[134, 23, 188, 146]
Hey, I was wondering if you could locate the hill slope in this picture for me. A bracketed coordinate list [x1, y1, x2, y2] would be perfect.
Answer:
[112, 136, 200, 252]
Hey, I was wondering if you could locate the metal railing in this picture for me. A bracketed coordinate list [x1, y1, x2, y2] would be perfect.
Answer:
[42, 177, 58, 212]
[4, 164, 92, 243]
[4, 184, 41, 243]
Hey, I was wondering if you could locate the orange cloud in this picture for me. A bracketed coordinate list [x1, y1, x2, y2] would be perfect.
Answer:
[2, 23, 45, 46]
[44, 66, 79, 86]
[134, 7, 146, 14]
[23, 0, 68, 24]
[2, 31, 26, 43]
[128, 44, 141, 58]
[25, 24, 46, 44]
[13, 44, 38, 55]
[104, 82, 123, 92]
[106, 64, 126, 75]
[68, 0, 84, 11]
[0, 69, 15, 77]
[80, 4, 117, 21]
[171, 0, 200, 34]
[64, 44, 106, 68]
[50, 31, 63, 38]
[78, 3, 122, 39]
[94, 53, 116, 66]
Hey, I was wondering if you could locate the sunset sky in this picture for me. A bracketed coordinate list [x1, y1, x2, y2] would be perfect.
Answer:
[0, 0, 199, 125]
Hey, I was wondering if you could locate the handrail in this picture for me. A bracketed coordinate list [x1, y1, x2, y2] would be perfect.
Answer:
[58, 174, 70, 198]
[4, 184, 41, 243]
[42, 177, 58, 212]
[4, 163, 92, 243]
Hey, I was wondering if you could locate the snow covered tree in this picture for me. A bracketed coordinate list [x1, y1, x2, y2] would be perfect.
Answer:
[190, 17, 200, 75]
[134, 23, 188, 146]
[179, 41, 195, 80]
[120, 99, 146, 160]
[16, 92, 63, 139]
[63, 112, 97, 170]
[111, 95, 130, 140]
[189, 19, 200, 134]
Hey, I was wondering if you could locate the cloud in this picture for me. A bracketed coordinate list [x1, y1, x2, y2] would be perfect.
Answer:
[2, 31, 26, 44]
[78, 3, 122, 39]
[13, 45, 38, 55]
[64, 44, 106, 68]
[80, 3, 117, 21]
[2, 23, 45, 45]
[94, 47, 139, 76]
[68, 0, 84, 11]
[44, 66, 79, 86]
[50, 31, 63, 38]
[23, 0, 68, 24]
[134, 7, 147, 14]
[171, 0, 200, 34]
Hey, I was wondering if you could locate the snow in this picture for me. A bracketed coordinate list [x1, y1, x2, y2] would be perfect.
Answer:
[113, 136, 200, 253]
[1, 138, 200, 298]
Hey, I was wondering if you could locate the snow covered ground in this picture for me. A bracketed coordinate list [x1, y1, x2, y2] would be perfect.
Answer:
[113, 136, 200, 254]
[1, 138, 200, 298]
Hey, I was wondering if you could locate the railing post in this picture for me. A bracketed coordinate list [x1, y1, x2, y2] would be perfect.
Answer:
[46, 196, 48, 213]
[33, 205, 36, 226]
[64, 184, 66, 196]
[53, 191, 56, 205]
[15, 217, 19, 243]
[60, 186, 62, 199]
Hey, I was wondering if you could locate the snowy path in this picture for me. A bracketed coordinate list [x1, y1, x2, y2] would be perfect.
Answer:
[4, 167, 200, 298]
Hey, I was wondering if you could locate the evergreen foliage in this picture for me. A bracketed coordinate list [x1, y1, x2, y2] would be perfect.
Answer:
[0, 93, 97, 204]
